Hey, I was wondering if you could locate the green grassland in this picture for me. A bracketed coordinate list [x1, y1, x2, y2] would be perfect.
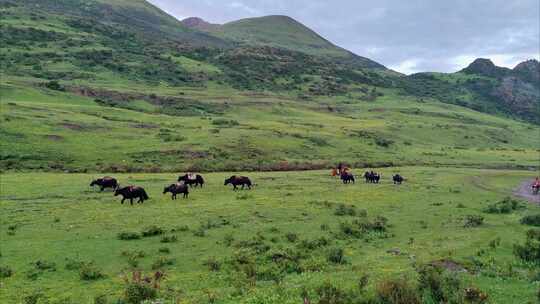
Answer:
[1, 82, 539, 172]
[1, 168, 539, 303]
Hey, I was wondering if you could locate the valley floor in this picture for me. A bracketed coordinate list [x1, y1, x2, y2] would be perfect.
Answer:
[1, 167, 539, 303]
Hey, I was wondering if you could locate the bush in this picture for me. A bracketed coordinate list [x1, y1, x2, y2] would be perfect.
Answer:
[151, 257, 175, 270]
[521, 214, 540, 226]
[118, 232, 141, 240]
[327, 248, 346, 264]
[23, 292, 43, 304]
[34, 260, 56, 271]
[158, 247, 170, 254]
[316, 282, 353, 304]
[141, 225, 164, 237]
[160, 235, 178, 243]
[464, 215, 484, 228]
[65, 258, 84, 270]
[123, 271, 164, 304]
[94, 295, 107, 304]
[464, 287, 489, 303]
[376, 277, 420, 304]
[212, 119, 239, 127]
[514, 229, 540, 264]
[335, 204, 356, 216]
[484, 197, 521, 214]
[375, 138, 394, 148]
[285, 233, 298, 243]
[0, 265, 13, 278]
[203, 257, 221, 272]
[44, 80, 65, 91]
[417, 265, 463, 303]
[80, 262, 104, 281]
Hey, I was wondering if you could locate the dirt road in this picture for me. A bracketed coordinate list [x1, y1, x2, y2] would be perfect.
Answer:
[514, 180, 540, 204]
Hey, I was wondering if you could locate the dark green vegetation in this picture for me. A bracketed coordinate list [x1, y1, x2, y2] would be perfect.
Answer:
[1, 169, 540, 303]
[1, 0, 540, 303]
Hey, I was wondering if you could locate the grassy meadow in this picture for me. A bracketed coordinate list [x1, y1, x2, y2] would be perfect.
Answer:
[1, 167, 540, 303]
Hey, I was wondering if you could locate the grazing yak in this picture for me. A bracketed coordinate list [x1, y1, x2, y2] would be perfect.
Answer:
[114, 186, 149, 205]
[224, 176, 252, 190]
[90, 176, 118, 191]
[340, 172, 355, 184]
[393, 174, 404, 185]
[163, 183, 189, 200]
[178, 174, 205, 188]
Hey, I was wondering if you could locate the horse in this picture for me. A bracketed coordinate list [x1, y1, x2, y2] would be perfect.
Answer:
[178, 174, 205, 188]
[90, 176, 118, 191]
[393, 174, 404, 185]
[224, 176, 252, 190]
[114, 186, 149, 205]
[163, 183, 189, 200]
[340, 172, 355, 184]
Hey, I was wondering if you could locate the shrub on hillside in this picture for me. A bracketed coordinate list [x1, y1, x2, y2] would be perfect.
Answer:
[151, 257, 175, 270]
[203, 257, 221, 272]
[141, 225, 164, 237]
[118, 232, 141, 240]
[464, 215, 484, 228]
[484, 197, 521, 214]
[123, 271, 164, 304]
[80, 262, 104, 281]
[34, 260, 56, 271]
[0, 265, 13, 278]
[514, 229, 540, 264]
[335, 204, 357, 216]
[521, 214, 540, 226]
[376, 277, 420, 304]
[417, 265, 463, 303]
[212, 119, 239, 127]
[315, 282, 353, 304]
[327, 247, 346, 264]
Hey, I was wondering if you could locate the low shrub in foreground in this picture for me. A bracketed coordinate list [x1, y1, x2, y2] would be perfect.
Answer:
[123, 271, 164, 304]
[464, 215, 484, 228]
[141, 225, 164, 237]
[118, 232, 141, 240]
[484, 197, 521, 214]
[0, 265, 13, 278]
[521, 214, 540, 226]
[80, 262, 105, 281]
[514, 229, 540, 264]
[376, 277, 420, 304]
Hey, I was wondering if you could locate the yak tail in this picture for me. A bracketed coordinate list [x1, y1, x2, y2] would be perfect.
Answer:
[141, 189, 149, 200]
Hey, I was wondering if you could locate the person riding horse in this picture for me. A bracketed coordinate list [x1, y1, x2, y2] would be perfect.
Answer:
[533, 177, 540, 195]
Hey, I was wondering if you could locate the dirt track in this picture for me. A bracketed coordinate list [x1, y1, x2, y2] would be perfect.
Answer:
[514, 180, 540, 204]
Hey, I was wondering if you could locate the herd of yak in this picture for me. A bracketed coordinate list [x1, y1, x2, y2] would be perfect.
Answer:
[89, 171, 404, 205]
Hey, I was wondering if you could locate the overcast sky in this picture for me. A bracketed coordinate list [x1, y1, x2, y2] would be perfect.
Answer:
[148, 0, 539, 74]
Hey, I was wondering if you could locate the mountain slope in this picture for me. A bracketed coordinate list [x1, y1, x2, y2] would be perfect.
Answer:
[3, 0, 230, 47]
[210, 15, 383, 68]
[399, 59, 540, 124]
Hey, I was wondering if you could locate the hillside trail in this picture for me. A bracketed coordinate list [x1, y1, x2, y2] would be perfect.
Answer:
[513, 180, 540, 204]
[470, 176, 540, 204]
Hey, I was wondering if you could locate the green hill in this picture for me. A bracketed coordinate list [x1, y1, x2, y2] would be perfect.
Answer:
[213, 15, 384, 68]
[1, 0, 539, 172]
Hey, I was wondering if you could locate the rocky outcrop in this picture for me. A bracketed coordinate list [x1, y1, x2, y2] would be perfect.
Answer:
[181, 17, 220, 31]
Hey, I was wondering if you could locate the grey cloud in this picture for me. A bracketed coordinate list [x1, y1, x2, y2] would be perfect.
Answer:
[149, 0, 539, 74]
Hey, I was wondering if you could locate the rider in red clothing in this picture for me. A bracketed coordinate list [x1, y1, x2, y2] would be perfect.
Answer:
[533, 177, 540, 194]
